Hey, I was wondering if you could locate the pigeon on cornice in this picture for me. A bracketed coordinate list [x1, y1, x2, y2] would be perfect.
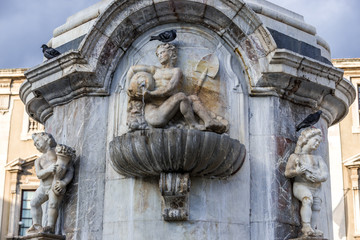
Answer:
[296, 110, 322, 132]
[41, 44, 61, 60]
[150, 30, 177, 43]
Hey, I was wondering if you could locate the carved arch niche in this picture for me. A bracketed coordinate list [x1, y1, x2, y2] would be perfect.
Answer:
[21, 0, 276, 124]
[87, 0, 277, 142]
[102, 0, 273, 221]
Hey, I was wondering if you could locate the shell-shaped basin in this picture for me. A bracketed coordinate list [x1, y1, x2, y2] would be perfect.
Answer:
[109, 129, 246, 178]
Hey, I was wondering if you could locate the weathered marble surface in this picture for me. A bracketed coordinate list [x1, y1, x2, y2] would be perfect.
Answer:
[249, 97, 332, 239]
[45, 97, 108, 239]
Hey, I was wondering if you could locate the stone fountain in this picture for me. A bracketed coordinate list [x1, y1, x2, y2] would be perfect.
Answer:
[19, 0, 355, 239]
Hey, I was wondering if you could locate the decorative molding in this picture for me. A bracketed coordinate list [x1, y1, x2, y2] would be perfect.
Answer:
[20, 0, 276, 123]
[19, 1, 355, 127]
[5, 155, 39, 172]
[0, 68, 28, 78]
[255, 49, 356, 126]
[21, 51, 96, 122]
[343, 153, 360, 168]
[160, 173, 190, 221]
[343, 152, 360, 235]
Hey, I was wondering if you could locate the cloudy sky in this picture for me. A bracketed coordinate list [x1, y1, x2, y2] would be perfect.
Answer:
[0, 0, 359, 69]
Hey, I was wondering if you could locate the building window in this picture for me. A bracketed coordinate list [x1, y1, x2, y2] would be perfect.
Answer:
[21, 109, 44, 140]
[358, 84, 360, 124]
[18, 190, 34, 236]
[351, 78, 360, 133]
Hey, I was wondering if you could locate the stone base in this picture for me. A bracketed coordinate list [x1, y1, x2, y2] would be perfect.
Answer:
[290, 237, 328, 240]
[18, 233, 65, 240]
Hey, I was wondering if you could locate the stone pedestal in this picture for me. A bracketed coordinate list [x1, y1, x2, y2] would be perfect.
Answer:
[160, 173, 190, 221]
[18, 233, 65, 240]
[290, 237, 328, 240]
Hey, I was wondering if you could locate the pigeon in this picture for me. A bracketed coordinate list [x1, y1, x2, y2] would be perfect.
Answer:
[150, 30, 177, 43]
[295, 110, 322, 132]
[41, 44, 61, 59]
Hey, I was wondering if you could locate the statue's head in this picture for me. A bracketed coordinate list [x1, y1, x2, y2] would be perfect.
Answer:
[32, 132, 57, 153]
[156, 43, 177, 66]
[295, 128, 322, 154]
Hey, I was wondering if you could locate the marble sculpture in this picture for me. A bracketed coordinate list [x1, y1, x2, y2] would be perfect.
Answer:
[285, 128, 329, 238]
[27, 132, 75, 235]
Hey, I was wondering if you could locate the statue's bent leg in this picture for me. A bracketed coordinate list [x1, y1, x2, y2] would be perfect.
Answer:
[145, 93, 201, 129]
[293, 182, 314, 236]
[45, 190, 63, 233]
[188, 95, 225, 133]
[300, 197, 314, 234]
[30, 186, 48, 226]
[311, 196, 323, 236]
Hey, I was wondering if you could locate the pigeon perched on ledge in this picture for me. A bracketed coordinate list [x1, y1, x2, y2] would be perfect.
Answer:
[296, 110, 322, 132]
[41, 44, 61, 59]
[150, 30, 177, 43]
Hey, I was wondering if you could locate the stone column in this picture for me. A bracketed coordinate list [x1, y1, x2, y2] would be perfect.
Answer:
[349, 167, 360, 235]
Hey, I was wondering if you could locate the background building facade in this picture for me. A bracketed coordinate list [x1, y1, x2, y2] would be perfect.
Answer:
[330, 59, 360, 240]
[0, 69, 43, 240]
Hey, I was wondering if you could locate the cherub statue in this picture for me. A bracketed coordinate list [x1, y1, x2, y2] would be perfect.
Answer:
[126, 43, 226, 133]
[285, 128, 329, 238]
[27, 132, 75, 234]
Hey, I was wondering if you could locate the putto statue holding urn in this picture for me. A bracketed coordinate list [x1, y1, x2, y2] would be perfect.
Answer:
[285, 128, 329, 239]
[27, 132, 75, 235]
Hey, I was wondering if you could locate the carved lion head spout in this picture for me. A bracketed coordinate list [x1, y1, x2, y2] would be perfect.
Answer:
[125, 43, 228, 133]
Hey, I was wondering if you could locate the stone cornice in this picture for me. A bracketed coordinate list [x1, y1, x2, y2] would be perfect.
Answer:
[21, 51, 98, 122]
[0, 69, 27, 97]
[18, 0, 354, 126]
[20, 0, 276, 124]
[252, 49, 356, 126]
[0, 68, 28, 79]
[5, 155, 38, 173]
[332, 58, 360, 75]
[344, 153, 360, 168]
[247, 1, 316, 35]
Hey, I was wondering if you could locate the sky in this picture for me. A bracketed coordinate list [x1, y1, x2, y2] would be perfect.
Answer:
[0, 0, 359, 69]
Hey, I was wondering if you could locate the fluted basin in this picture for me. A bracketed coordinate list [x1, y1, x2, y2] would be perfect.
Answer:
[109, 128, 246, 178]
